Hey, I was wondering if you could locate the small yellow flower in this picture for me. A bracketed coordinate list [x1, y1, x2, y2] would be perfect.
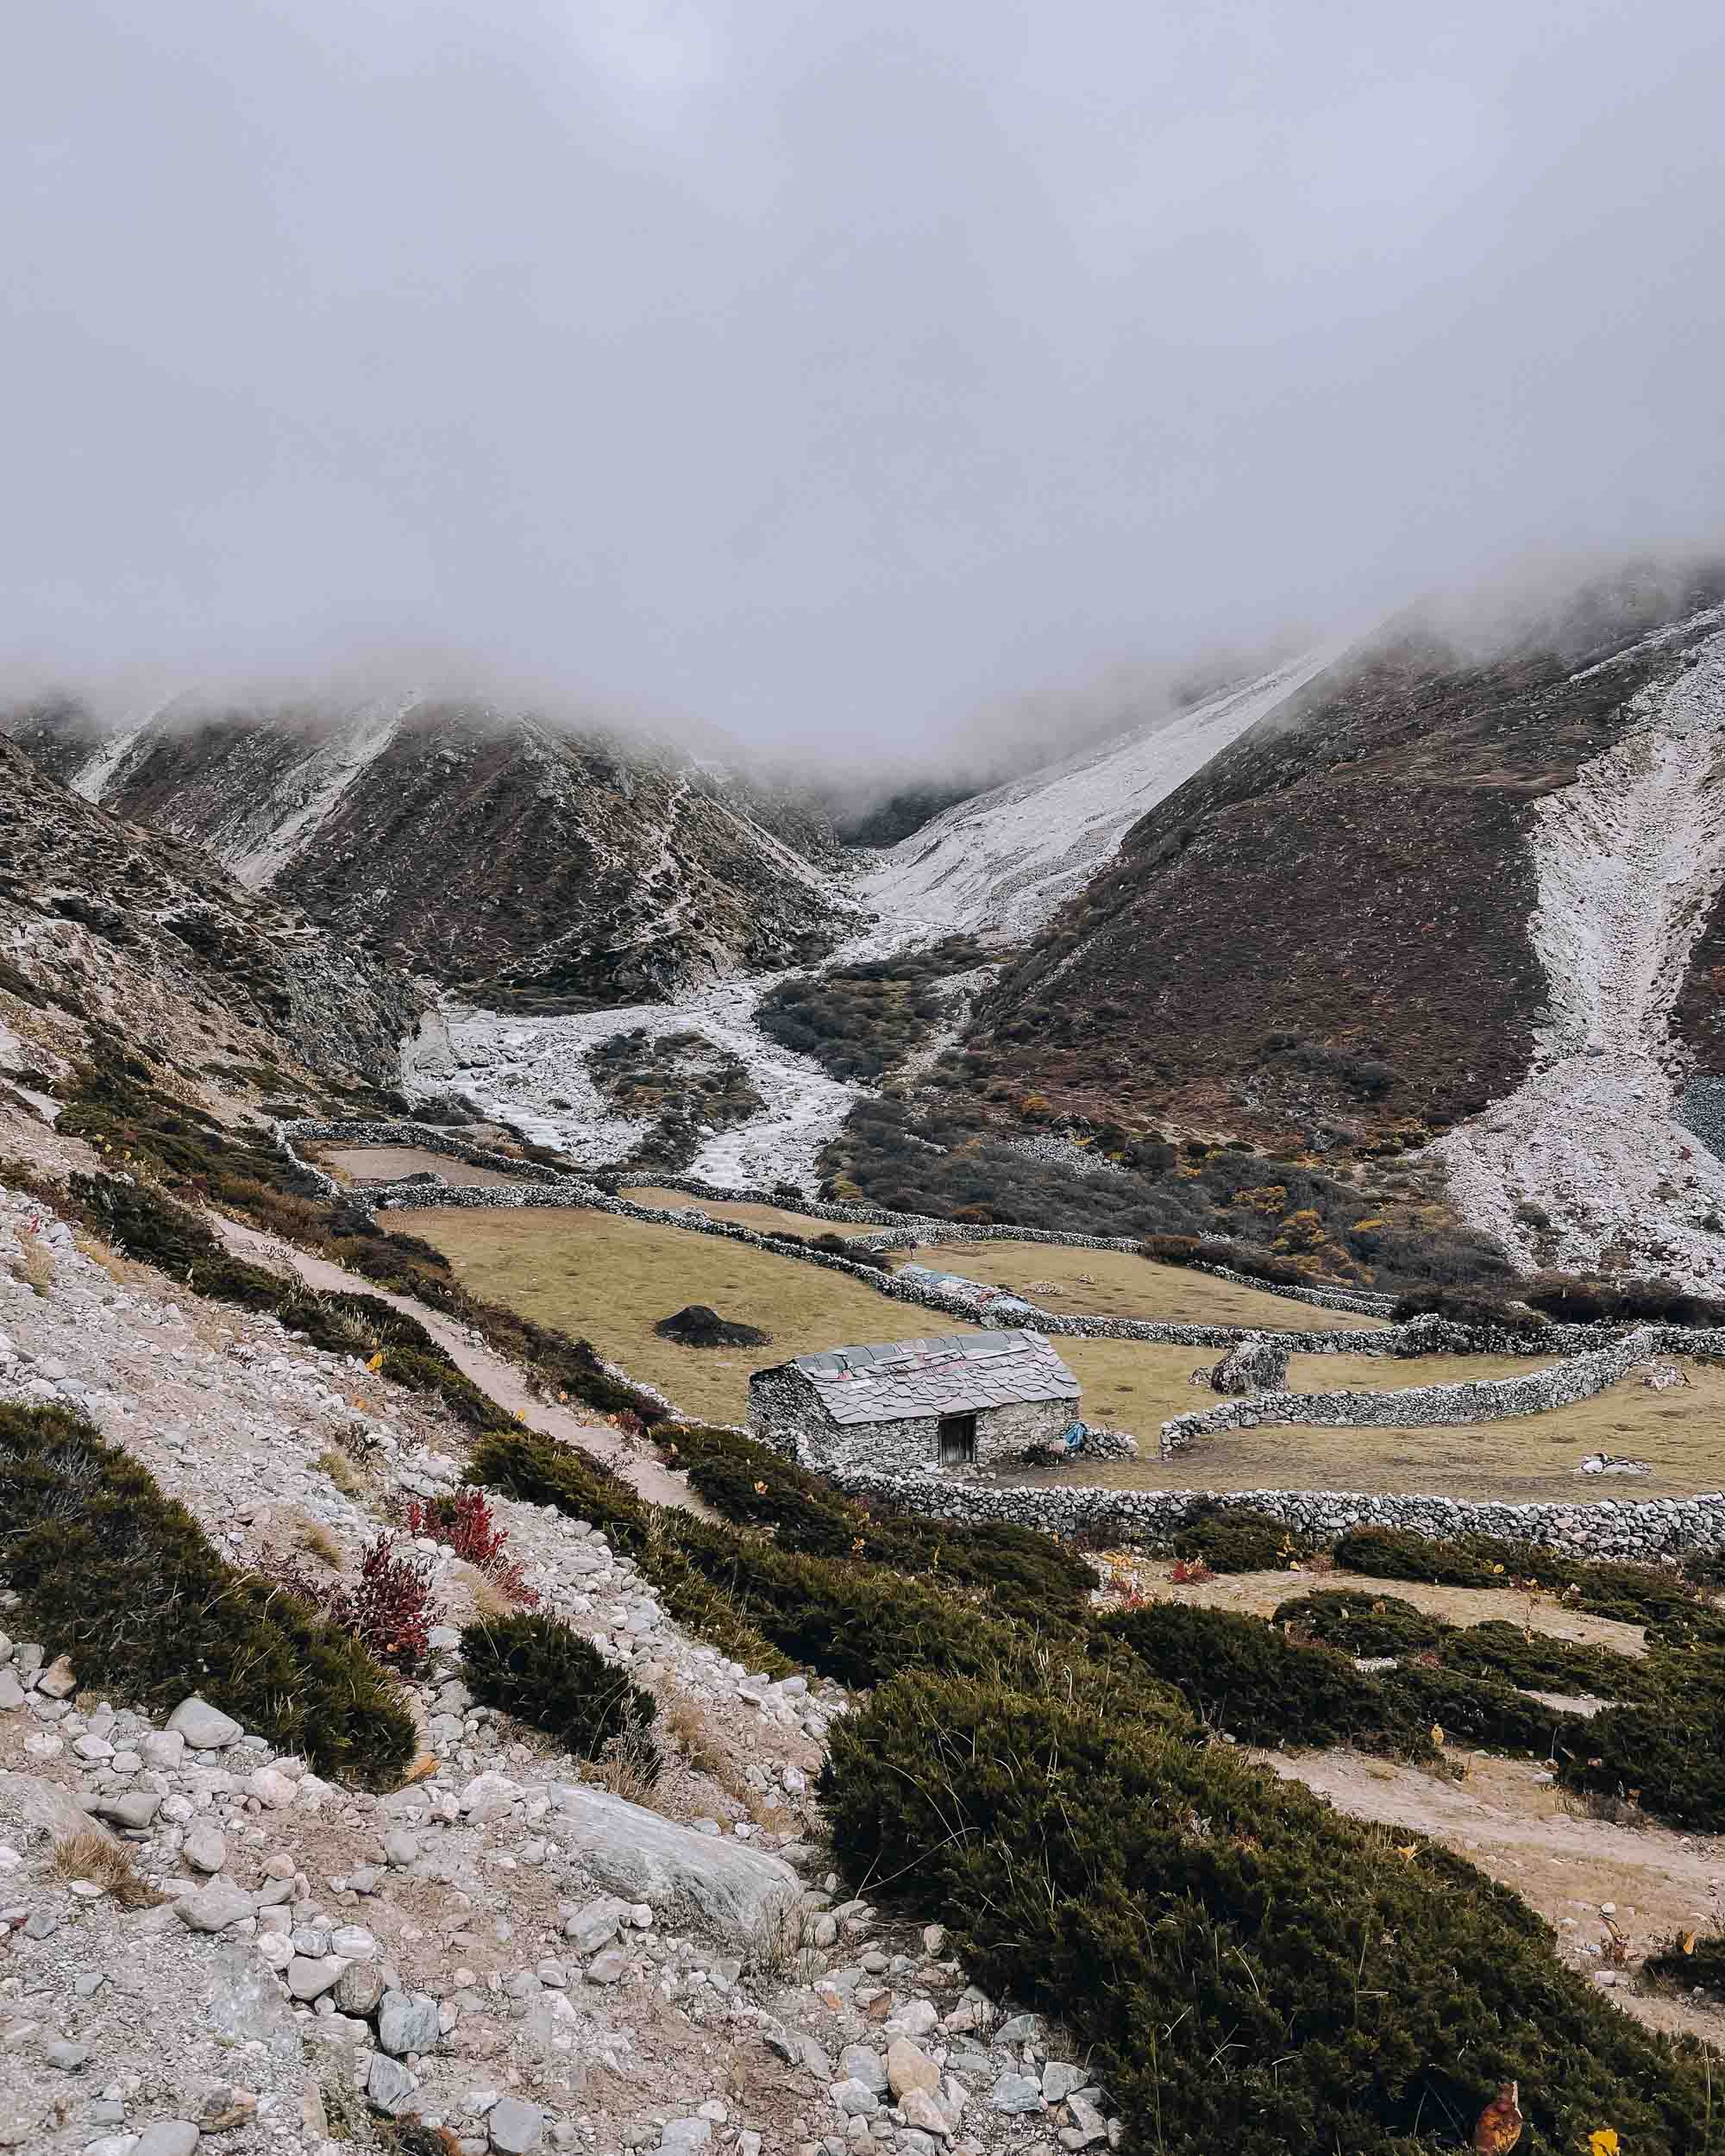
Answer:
[1590, 2128, 1620, 2156]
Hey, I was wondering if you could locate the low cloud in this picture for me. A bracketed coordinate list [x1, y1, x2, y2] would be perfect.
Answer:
[3, 2, 1722, 765]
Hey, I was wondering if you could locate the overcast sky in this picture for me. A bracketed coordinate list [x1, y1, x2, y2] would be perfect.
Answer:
[5, 1, 1723, 755]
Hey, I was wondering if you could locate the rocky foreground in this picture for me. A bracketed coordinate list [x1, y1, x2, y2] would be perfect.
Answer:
[0, 1188, 1120, 2156]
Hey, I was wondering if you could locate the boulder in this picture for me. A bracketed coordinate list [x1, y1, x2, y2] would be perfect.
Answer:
[547, 1783, 799, 1944]
[166, 1696, 243, 1750]
[488, 2096, 546, 2153]
[1205, 1334, 1290, 1396]
[0, 1771, 122, 1852]
[377, 1989, 441, 2058]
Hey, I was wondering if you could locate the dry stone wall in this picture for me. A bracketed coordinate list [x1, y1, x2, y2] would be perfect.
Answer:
[828, 1467, 1725, 1564]
[1157, 1324, 1706, 1456]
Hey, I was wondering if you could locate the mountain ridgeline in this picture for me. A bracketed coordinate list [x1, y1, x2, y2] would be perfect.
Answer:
[4, 694, 848, 1010]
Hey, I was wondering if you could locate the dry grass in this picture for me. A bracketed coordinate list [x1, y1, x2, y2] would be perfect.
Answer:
[316, 1449, 367, 1499]
[290, 1518, 346, 1569]
[52, 1830, 163, 1908]
[912, 1236, 1388, 1333]
[452, 1561, 516, 1621]
[581, 1726, 663, 1808]
[410, 1204, 978, 1422]
[73, 1231, 137, 1285]
[662, 1697, 794, 1833]
[407, 1203, 1580, 1440]
[664, 1695, 730, 1781]
[12, 1228, 55, 1297]
[1012, 1357, 1725, 1503]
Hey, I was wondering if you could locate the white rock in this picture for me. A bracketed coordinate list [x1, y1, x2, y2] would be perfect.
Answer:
[166, 1697, 242, 1750]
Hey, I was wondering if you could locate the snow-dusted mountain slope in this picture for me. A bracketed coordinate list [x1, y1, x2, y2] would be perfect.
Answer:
[1438, 624, 1725, 1286]
[3, 694, 848, 1006]
[858, 645, 1352, 941]
[969, 567, 1725, 1234]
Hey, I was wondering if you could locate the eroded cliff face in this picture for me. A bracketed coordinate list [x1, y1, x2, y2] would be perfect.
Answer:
[5, 694, 847, 1010]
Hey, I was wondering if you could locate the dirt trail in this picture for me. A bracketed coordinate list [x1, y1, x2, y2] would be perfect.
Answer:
[213, 1213, 711, 1518]
[1265, 1746, 1725, 2042]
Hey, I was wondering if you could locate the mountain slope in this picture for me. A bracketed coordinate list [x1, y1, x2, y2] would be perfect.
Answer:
[5, 694, 848, 1007]
[0, 730, 423, 1087]
[857, 647, 1348, 941]
[968, 565, 1725, 1248]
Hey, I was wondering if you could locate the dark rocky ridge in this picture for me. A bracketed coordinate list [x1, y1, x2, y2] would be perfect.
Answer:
[970, 562, 1725, 1155]
[4, 695, 847, 1009]
[0, 734, 423, 1084]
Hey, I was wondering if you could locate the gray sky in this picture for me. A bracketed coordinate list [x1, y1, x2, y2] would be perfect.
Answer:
[5, 1, 1724, 756]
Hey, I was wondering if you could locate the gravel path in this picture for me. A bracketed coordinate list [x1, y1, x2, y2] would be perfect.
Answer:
[213, 1216, 708, 1518]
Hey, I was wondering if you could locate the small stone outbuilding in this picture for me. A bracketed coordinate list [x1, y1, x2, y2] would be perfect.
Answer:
[748, 1330, 1082, 1474]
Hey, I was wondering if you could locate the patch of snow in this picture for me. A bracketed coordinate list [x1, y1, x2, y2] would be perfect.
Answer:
[69, 691, 190, 801]
[1436, 626, 1725, 1288]
[228, 692, 417, 887]
[857, 642, 1355, 942]
[403, 912, 951, 1193]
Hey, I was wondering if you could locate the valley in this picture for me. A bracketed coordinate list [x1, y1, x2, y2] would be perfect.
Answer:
[9, 572, 1725, 2156]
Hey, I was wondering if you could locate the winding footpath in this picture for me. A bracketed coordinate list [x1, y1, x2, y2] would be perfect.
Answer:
[213, 1213, 712, 1518]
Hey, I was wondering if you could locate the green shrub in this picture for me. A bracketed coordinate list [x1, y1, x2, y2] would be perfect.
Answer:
[469, 1427, 649, 1550]
[661, 1422, 1095, 1626]
[1378, 1661, 1584, 1758]
[824, 1671, 1712, 2156]
[468, 1428, 795, 1677]
[0, 1404, 414, 1787]
[374, 1344, 512, 1431]
[462, 1613, 659, 1771]
[1559, 1691, 1725, 1831]
[1331, 1524, 1507, 1587]
[1173, 1503, 1308, 1574]
[1098, 1601, 1428, 1755]
[1272, 1589, 1445, 1658]
[1435, 1620, 1659, 1704]
[1642, 1931, 1725, 2002]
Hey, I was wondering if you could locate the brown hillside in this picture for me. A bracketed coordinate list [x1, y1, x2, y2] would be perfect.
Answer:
[971, 563, 1725, 1155]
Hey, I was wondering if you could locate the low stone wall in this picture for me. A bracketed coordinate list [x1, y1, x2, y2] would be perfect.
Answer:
[830, 1467, 1725, 1564]
[287, 1119, 570, 1182]
[1157, 1325, 1697, 1456]
[278, 1120, 1429, 1350]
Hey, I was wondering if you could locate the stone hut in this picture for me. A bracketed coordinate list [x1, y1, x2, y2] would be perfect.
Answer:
[748, 1330, 1082, 1474]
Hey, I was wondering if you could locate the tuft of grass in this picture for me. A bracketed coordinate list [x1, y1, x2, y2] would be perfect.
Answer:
[13, 1229, 55, 1297]
[52, 1830, 164, 1908]
[291, 1518, 347, 1569]
[317, 1448, 367, 1499]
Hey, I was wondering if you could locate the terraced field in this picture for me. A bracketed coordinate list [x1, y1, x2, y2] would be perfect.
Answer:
[409, 1205, 1573, 1442]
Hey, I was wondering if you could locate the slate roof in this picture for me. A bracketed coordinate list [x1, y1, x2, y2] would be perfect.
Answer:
[773, 1331, 1080, 1428]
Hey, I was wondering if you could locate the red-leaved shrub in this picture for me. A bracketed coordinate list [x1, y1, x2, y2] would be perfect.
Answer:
[405, 1489, 538, 1607]
[266, 1535, 434, 1673]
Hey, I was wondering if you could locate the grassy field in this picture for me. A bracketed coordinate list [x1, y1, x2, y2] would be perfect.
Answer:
[1010, 1360, 1725, 1502]
[1059, 1341, 1564, 1437]
[409, 1205, 988, 1421]
[911, 1236, 1384, 1332]
[409, 1206, 1582, 1442]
